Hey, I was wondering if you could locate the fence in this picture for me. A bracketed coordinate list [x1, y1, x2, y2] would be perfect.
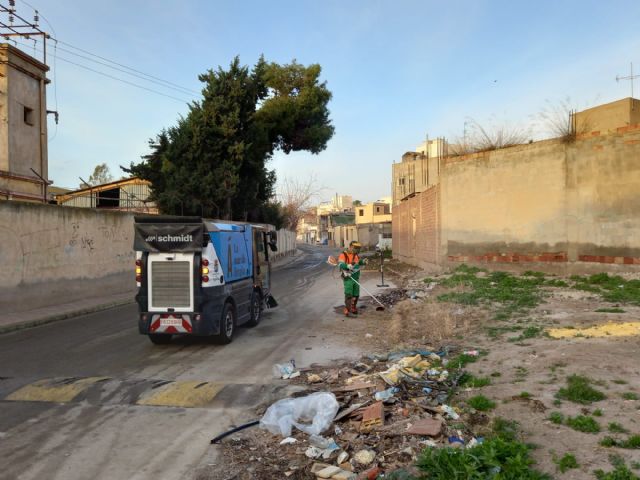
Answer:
[273, 228, 297, 260]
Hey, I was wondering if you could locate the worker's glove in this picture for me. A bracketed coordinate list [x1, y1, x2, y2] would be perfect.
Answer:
[348, 264, 354, 270]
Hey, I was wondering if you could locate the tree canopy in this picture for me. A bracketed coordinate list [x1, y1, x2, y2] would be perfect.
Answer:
[81, 163, 113, 187]
[124, 57, 334, 224]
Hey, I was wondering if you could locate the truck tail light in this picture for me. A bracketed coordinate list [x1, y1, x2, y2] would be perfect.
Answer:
[201, 259, 209, 267]
[202, 275, 209, 283]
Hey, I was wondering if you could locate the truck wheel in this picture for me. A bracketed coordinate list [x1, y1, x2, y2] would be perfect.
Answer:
[246, 291, 262, 328]
[216, 302, 236, 344]
[148, 334, 172, 345]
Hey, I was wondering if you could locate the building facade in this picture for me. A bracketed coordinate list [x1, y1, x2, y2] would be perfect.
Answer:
[0, 44, 49, 202]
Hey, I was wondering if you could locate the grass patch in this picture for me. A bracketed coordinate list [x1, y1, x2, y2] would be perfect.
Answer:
[447, 353, 479, 369]
[459, 373, 491, 388]
[467, 395, 496, 411]
[571, 273, 640, 305]
[593, 408, 603, 417]
[613, 379, 628, 385]
[437, 265, 545, 319]
[509, 325, 544, 342]
[565, 415, 600, 433]
[622, 392, 639, 400]
[423, 277, 436, 284]
[554, 453, 579, 473]
[596, 307, 626, 313]
[594, 455, 640, 480]
[609, 422, 629, 434]
[549, 411, 564, 424]
[519, 391, 532, 399]
[556, 374, 606, 404]
[546, 279, 569, 287]
[490, 371, 502, 378]
[416, 427, 550, 480]
[486, 325, 522, 338]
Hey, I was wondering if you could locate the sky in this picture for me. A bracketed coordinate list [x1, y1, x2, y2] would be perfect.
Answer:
[9, 0, 640, 203]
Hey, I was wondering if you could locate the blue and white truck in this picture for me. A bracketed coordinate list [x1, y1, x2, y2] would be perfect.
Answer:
[133, 216, 278, 345]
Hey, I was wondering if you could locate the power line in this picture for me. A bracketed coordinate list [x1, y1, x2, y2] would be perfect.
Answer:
[56, 39, 200, 95]
[12, 39, 193, 103]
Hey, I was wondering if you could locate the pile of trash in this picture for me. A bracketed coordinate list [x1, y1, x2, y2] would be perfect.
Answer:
[369, 289, 407, 307]
[216, 347, 486, 479]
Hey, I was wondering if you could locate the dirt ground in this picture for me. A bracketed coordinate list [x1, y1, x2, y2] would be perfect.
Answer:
[206, 260, 640, 479]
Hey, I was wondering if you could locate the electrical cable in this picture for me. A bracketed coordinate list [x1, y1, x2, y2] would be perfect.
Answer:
[12, 39, 192, 103]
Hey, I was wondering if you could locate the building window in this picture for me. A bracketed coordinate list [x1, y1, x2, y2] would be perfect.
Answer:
[376, 207, 381, 213]
[359, 209, 364, 216]
[23, 106, 34, 126]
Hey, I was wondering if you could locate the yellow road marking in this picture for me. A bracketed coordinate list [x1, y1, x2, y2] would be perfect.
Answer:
[547, 322, 640, 339]
[136, 381, 225, 407]
[6, 376, 109, 403]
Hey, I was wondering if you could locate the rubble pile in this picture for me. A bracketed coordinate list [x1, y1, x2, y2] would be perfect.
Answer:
[216, 348, 486, 480]
[368, 289, 407, 307]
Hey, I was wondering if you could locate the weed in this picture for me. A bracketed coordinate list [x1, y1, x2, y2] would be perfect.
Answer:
[556, 374, 606, 404]
[459, 373, 491, 388]
[622, 392, 639, 400]
[631, 461, 640, 470]
[467, 395, 496, 411]
[523, 271, 546, 278]
[490, 371, 502, 377]
[492, 417, 519, 441]
[486, 325, 522, 338]
[613, 379, 628, 385]
[593, 408, 603, 417]
[447, 353, 478, 369]
[565, 415, 600, 433]
[437, 266, 545, 319]
[509, 325, 543, 342]
[549, 412, 564, 424]
[609, 422, 629, 434]
[554, 453, 579, 473]
[571, 273, 640, 305]
[546, 279, 569, 287]
[594, 454, 640, 480]
[416, 436, 551, 480]
[423, 277, 436, 284]
[553, 399, 562, 407]
[596, 307, 626, 313]
[519, 391, 532, 399]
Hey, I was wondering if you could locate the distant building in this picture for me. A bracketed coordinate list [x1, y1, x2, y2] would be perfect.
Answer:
[56, 177, 157, 213]
[0, 44, 50, 202]
[392, 138, 446, 206]
[355, 201, 391, 225]
[573, 97, 640, 133]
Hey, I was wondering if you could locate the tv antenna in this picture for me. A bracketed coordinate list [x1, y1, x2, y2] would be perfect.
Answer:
[616, 62, 639, 99]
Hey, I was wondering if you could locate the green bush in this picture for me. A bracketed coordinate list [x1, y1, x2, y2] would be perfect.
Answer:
[467, 395, 496, 411]
[566, 415, 600, 433]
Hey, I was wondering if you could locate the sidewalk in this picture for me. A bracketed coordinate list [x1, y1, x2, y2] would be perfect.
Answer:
[0, 248, 304, 335]
[1, 291, 134, 335]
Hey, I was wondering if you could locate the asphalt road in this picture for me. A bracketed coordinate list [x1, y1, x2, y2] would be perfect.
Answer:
[0, 244, 360, 480]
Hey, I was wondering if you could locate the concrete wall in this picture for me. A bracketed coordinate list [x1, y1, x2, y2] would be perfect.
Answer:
[574, 98, 640, 134]
[0, 201, 136, 314]
[393, 126, 640, 271]
[0, 201, 299, 314]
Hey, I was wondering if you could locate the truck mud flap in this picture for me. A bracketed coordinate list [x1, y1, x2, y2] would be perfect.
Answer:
[265, 294, 278, 309]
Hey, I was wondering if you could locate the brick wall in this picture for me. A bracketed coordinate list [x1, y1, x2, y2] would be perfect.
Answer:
[392, 185, 438, 267]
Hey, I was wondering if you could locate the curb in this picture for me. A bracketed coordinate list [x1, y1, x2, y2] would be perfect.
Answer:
[0, 298, 134, 335]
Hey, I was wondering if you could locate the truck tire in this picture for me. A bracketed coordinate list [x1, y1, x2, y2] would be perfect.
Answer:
[246, 290, 262, 328]
[148, 334, 172, 345]
[216, 302, 236, 344]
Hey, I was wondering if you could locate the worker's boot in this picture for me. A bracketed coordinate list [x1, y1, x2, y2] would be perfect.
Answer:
[351, 296, 359, 315]
[344, 295, 352, 317]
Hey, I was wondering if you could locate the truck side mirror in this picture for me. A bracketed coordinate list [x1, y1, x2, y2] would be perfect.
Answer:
[268, 231, 278, 252]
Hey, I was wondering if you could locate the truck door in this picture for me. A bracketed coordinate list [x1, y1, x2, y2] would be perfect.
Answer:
[253, 229, 270, 293]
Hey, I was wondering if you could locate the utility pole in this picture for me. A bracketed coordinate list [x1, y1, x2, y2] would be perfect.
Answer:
[616, 62, 639, 99]
[0, 0, 50, 64]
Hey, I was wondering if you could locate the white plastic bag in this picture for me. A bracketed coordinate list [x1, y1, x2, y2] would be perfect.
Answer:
[259, 392, 340, 437]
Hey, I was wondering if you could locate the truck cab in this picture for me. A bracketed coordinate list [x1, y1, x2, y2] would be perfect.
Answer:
[133, 216, 277, 345]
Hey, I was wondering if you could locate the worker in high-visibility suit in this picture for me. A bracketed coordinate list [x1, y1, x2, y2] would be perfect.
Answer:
[338, 241, 367, 316]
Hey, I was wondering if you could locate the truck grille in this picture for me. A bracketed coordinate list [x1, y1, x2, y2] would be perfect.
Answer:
[150, 261, 191, 308]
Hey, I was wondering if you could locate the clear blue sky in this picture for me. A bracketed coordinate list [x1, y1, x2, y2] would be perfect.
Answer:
[13, 0, 640, 202]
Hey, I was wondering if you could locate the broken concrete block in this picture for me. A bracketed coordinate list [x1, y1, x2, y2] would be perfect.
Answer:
[317, 465, 342, 478]
[360, 401, 384, 432]
[405, 418, 443, 437]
